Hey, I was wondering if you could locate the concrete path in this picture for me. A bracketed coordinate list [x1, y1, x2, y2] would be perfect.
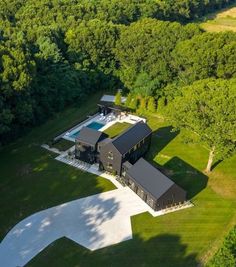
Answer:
[55, 153, 123, 189]
[0, 188, 152, 267]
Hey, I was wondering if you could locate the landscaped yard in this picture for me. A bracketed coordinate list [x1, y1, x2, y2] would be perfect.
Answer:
[1, 101, 235, 266]
[104, 122, 131, 138]
[0, 92, 116, 240]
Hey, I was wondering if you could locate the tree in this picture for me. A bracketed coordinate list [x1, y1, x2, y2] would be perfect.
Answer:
[147, 97, 156, 113]
[139, 97, 146, 111]
[65, 19, 119, 75]
[115, 18, 201, 92]
[167, 79, 236, 172]
[172, 32, 236, 84]
[114, 91, 122, 106]
[125, 93, 132, 107]
[129, 96, 138, 110]
[134, 72, 159, 97]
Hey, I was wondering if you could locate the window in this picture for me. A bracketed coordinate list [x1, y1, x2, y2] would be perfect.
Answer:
[122, 169, 126, 177]
[108, 151, 113, 160]
[107, 163, 113, 170]
[147, 196, 154, 208]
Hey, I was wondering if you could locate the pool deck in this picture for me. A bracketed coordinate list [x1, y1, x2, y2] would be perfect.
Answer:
[63, 113, 146, 142]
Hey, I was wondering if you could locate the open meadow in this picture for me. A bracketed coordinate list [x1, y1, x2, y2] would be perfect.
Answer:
[201, 4, 236, 32]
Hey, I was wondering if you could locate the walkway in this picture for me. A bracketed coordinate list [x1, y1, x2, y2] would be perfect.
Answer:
[56, 154, 123, 189]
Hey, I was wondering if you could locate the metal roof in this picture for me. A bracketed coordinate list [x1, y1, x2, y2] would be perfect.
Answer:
[100, 95, 126, 103]
[111, 122, 152, 155]
[127, 158, 174, 200]
[76, 127, 104, 146]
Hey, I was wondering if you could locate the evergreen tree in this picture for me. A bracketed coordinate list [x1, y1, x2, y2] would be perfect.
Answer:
[139, 97, 147, 111]
[129, 96, 138, 110]
[147, 97, 156, 113]
[125, 93, 132, 107]
[114, 91, 122, 106]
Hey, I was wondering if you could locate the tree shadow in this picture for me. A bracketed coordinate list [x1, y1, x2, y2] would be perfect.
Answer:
[27, 233, 199, 267]
[163, 156, 208, 199]
[211, 159, 223, 171]
[146, 126, 179, 161]
[145, 125, 208, 199]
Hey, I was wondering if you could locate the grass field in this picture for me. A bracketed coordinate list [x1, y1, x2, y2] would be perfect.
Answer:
[1, 102, 236, 267]
[0, 92, 116, 240]
[200, 5, 236, 32]
[52, 139, 74, 151]
[104, 122, 131, 138]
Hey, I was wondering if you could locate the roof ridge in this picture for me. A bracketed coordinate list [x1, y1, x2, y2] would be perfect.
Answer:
[112, 121, 143, 142]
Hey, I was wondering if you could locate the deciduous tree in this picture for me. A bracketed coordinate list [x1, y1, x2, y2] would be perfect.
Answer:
[167, 79, 236, 172]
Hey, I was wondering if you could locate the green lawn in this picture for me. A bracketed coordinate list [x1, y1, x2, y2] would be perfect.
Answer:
[200, 4, 236, 32]
[1, 103, 235, 267]
[52, 139, 74, 151]
[27, 113, 236, 267]
[0, 92, 116, 240]
[104, 122, 131, 138]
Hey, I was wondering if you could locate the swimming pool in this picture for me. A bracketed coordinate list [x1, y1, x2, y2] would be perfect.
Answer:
[70, 121, 105, 139]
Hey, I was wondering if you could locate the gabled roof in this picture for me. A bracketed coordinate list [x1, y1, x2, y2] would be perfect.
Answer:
[126, 158, 175, 200]
[111, 122, 152, 155]
[100, 94, 126, 103]
[76, 127, 104, 146]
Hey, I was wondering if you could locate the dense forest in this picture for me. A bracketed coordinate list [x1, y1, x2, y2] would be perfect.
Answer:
[0, 0, 235, 145]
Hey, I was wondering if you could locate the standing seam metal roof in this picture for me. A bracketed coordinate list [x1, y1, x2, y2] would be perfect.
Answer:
[111, 122, 152, 155]
[76, 127, 104, 146]
[127, 158, 174, 200]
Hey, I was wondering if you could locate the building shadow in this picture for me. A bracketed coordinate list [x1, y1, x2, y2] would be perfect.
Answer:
[163, 156, 208, 199]
[26, 233, 199, 267]
[145, 125, 208, 199]
[146, 126, 179, 161]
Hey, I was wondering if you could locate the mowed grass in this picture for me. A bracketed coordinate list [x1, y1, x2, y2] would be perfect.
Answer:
[103, 122, 131, 138]
[52, 139, 74, 151]
[200, 5, 236, 32]
[0, 92, 116, 240]
[27, 112, 236, 267]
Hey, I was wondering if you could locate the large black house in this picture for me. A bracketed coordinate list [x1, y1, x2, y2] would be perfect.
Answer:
[75, 127, 107, 164]
[98, 122, 152, 176]
[74, 120, 186, 210]
[122, 158, 186, 211]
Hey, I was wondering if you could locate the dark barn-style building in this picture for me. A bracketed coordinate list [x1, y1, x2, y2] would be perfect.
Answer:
[73, 116, 187, 211]
[75, 127, 107, 164]
[98, 122, 152, 176]
[122, 158, 186, 211]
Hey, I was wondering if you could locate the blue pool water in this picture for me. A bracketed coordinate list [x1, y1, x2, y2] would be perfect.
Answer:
[70, 121, 104, 139]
